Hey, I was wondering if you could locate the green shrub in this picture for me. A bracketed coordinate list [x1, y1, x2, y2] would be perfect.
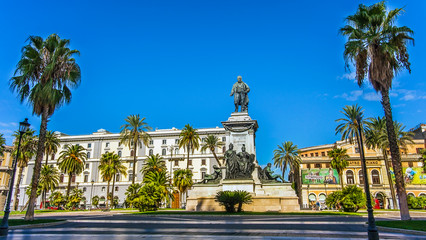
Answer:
[325, 185, 367, 212]
[407, 195, 426, 209]
[215, 190, 253, 213]
[132, 182, 166, 212]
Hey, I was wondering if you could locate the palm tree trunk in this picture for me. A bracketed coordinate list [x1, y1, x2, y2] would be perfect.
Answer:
[282, 164, 287, 181]
[25, 106, 49, 221]
[106, 180, 110, 209]
[383, 151, 398, 209]
[13, 167, 24, 211]
[42, 190, 46, 210]
[339, 174, 344, 189]
[186, 145, 190, 169]
[66, 173, 72, 198]
[132, 141, 137, 184]
[295, 166, 302, 206]
[111, 175, 116, 208]
[45, 152, 49, 165]
[381, 89, 410, 220]
[211, 149, 221, 167]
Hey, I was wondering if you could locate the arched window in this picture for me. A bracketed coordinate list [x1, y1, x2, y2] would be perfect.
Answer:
[149, 149, 153, 156]
[118, 151, 122, 157]
[318, 193, 326, 203]
[175, 148, 179, 154]
[87, 152, 91, 159]
[308, 193, 317, 202]
[346, 170, 354, 184]
[358, 170, 364, 185]
[162, 149, 166, 155]
[130, 150, 134, 157]
[83, 187, 87, 192]
[372, 170, 380, 184]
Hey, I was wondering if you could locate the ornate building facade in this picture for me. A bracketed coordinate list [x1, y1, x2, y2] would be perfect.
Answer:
[16, 127, 226, 209]
[0, 146, 13, 210]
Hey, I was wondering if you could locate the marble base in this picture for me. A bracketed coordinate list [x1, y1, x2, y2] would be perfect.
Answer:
[222, 179, 255, 192]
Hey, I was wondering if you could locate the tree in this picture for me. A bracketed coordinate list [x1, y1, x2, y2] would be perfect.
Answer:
[173, 169, 193, 208]
[120, 114, 152, 184]
[57, 144, 86, 198]
[12, 129, 37, 211]
[10, 34, 81, 220]
[50, 191, 66, 209]
[200, 135, 224, 167]
[0, 133, 5, 156]
[340, 2, 414, 220]
[44, 130, 60, 165]
[109, 153, 127, 208]
[39, 165, 60, 209]
[125, 183, 142, 208]
[179, 124, 200, 169]
[327, 148, 349, 189]
[143, 170, 174, 205]
[99, 152, 115, 209]
[67, 188, 83, 209]
[141, 154, 167, 175]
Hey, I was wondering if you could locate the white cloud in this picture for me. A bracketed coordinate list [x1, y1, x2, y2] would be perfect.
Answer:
[0, 122, 17, 128]
[393, 104, 406, 108]
[334, 90, 363, 101]
[395, 89, 426, 101]
[338, 72, 356, 81]
[363, 92, 381, 101]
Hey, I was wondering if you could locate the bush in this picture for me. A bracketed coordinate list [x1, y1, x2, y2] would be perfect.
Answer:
[407, 195, 426, 209]
[215, 190, 253, 213]
[325, 185, 367, 212]
[132, 183, 166, 212]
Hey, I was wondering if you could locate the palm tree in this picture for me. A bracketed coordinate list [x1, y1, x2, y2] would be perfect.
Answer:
[99, 152, 115, 209]
[179, 124, 200, 169]
[12, 129, 37, 211]
[39, 165, 60, 209]
[125, 183, 142, 208]
[144, 170, 174, 205]
[340, 2, 414, 220]
[273, 141, 300, 181]
[10, 34, 81, 220]
[200, 135, 224, 167]
[0, 133, 5, 156]
[44, 130, 60, 165]
[57, 144, 86, 198]
[327, 148, 349, 189]
[141, 154, 167, 175]
[120, 114, 152, 184]
[173, 169, 193, 208]
[110, 153, 127, 208]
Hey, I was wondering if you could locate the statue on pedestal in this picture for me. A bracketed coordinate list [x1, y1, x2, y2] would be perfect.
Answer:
[199, 165, 222, 184]
[223, 143, 255, 179]
[230, 76, 250, 112]
[259, 163, 284, 183]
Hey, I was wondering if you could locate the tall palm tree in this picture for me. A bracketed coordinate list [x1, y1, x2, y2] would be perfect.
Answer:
[120, 114, 152, 184]
[273, 141, 301, 204]
[142, 154, 166, 175]
[0, 133, 5, 156]
[110, 153, 127, 208]
[340, 2, 414, 220]
[173, 169, 193, 208]
[99, 152, 115, 209]
[57, 144, 86, 198]
[200, 135, 224, 167]
[327, 148, 349, 189]
[12, 129, 37, 211]
[179, 124, 200, 169]
[10, 34, 81, 220]
[39, 165, 60, 209]
[44, 130, 60, 165]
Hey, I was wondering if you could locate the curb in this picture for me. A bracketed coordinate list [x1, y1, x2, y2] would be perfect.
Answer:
[377, 226, 426, 236]
[9, 220, 68, 230]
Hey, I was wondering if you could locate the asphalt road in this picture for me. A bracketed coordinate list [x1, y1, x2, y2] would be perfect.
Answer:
[2, 212, 426, 240]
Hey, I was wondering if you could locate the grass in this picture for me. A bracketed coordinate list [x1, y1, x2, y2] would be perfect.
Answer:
[376, 220, 426, 232]
[0, 209, 90, 216]
[0, 219, 63, 226]
[133, 210, 365, 216]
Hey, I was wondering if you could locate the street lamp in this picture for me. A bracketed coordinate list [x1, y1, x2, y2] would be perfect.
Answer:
[356, 116, 379, 240]
[0, 118, 30, 236]
[90, 180, 94, 210]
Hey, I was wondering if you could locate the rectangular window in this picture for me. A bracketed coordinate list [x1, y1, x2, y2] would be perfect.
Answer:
[162, 139, 167, 145]
[149, 140, 154, 145]
[86, 163, 89, 169]
[88, 143, 92, 148]
[408, 162, 413, 167]
[202, 138, 205, 142]
[84, 175, 89, 183]
[175, 139, 179, 144]
[188, 159, 192, 166]
[307, 163, 311, 169]
[118, 142, 121, 147]
[106, 142, 110, 148]
[174, 159, 179, 166]
[315, 163, 321, 168]
[71, 174, 76, 183]
[315, 152, 319, 157]
[130, 162, 134, 167]
[326, 163, 330, 168]
[115, 186, 119, 191]
[310, 153, 314, 157]
[201, 172, 206, 179]
[129, 174, 133, 181]
[222, 137, 226, 142]
[321, 152, 325, 157]
[201, 159, 206, 165]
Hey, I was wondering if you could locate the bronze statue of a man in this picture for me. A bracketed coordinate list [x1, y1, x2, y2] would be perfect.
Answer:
[230, 76, 250, 112]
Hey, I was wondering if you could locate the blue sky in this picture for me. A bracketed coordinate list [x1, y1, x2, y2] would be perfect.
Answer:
[1, 0, 425, 169]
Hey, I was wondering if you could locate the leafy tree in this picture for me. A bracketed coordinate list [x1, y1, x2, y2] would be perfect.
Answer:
[67, 188, 83, 209]
[179, 124, 200, 169]
[141, 154, 166, 175]
[272, 141, 302, 204]
[12, 129, 37, 211]
[325, 185, 367, 212]
[125, 183, 142, 208]
[50, 191, 66, 209]
[120, 114, 152, 184]
[10, 34, 81, 220]
[173, 169, 193, 208]
[44, 130, 60, 165]
[92, 195, 100, 209]
[340, 2, 414, 220]
[39, 165, 60, 209]
[327, 148, 349, 189]
[57, 144, 86, 198]
[200, 135, 224, 167]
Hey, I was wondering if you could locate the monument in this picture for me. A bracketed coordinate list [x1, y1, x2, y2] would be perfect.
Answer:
[186, 76, 300, 212]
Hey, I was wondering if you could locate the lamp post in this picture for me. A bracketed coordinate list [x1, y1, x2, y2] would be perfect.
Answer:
[90, 180, 94, 210]
[356, 116, 379, 240]
[0, 118, 30, 236]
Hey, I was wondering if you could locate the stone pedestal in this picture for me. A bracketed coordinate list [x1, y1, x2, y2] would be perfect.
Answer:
[222, 179, 254, 192]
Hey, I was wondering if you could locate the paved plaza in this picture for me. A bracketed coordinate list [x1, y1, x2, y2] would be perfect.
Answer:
[2, 211, 426, 239]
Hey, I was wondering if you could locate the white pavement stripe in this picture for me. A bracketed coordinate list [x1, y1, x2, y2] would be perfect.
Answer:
[67, 219, 366, 225]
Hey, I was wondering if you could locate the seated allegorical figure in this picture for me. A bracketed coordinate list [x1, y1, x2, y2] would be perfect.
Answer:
[200, 165, 222, 183]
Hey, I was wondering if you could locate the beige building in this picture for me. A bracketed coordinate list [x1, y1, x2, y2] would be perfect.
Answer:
[0, 145, 14, 210]
[299, 124, 426, 209]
